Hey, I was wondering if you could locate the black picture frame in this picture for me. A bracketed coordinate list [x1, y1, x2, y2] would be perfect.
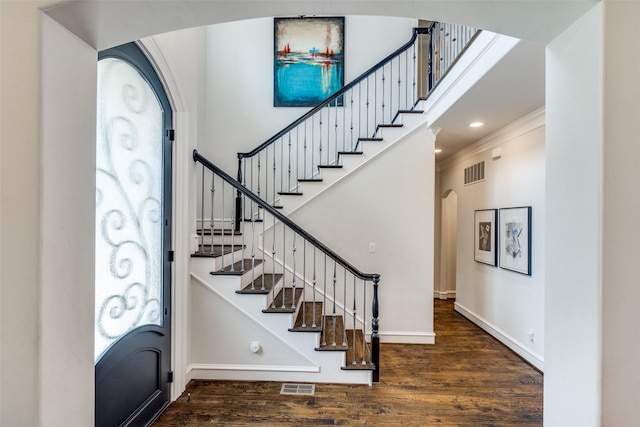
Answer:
[474, 209, 497, 266]
[498, 206, 532, 275]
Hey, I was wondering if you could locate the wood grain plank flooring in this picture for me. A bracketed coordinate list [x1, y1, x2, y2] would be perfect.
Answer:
[152, 299, 543, 426]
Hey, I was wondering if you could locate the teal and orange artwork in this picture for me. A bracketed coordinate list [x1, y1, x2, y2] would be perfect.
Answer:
[274, 17, 345, 107]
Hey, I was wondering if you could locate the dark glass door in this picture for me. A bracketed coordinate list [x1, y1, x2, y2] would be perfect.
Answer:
[95, 42, 173, 427]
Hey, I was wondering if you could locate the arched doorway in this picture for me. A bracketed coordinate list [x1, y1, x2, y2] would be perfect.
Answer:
[439, 190, 457, 299]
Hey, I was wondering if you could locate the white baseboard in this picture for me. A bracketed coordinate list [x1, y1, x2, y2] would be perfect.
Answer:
[379, 331, 435, 344]
[433, 291, 456, 300]
[454, 302, 544, 371]
[187, 363, 371, 385]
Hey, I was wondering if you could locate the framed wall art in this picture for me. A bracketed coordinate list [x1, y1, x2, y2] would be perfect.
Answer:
[274, 16, 345, 107]
[474, 209, 497, 266]
[499, 206, 532, 275]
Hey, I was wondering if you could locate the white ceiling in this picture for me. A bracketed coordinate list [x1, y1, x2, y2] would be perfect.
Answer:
[431, 38, 546, 162]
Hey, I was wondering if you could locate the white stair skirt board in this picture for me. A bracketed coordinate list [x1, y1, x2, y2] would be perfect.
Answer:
[454, 302, 544, 371]
[190, 258, 372, 385]
[188, 364, 371, 386]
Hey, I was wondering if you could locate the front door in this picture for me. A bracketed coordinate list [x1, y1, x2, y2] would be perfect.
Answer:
[95, 42, 173, 427]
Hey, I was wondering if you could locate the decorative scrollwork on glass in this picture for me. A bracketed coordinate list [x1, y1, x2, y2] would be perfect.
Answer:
[95, 58, 164, 362]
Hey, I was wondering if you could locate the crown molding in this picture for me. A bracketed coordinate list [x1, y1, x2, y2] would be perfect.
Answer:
[437, 106, 545, 171]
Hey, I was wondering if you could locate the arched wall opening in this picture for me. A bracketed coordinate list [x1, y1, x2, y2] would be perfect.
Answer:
[438, 189, 457, 300]
[0, 1, 613, 426]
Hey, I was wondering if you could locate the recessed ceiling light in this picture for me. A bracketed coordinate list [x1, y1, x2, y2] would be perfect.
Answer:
[434, 148, 442, 153]
[469, 121, 484, 128]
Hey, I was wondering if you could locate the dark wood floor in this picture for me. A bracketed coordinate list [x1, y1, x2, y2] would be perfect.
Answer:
[153, 299, 543, 426]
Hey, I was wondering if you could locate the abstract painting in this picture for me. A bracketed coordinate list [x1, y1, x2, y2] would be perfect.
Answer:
[274, 17, 345, 107]
[499, 206, 532, 275]
[474, 209, 497, 266]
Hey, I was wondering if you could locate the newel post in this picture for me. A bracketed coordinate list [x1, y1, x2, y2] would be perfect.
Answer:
[372, 275, 380, 382]
[235, 154, 243, 232]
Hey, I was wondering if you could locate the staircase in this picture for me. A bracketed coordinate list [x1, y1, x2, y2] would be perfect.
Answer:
[189, 22, 479, 385]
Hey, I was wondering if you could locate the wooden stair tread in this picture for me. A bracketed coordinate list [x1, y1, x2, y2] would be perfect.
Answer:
[211, 259, 261, 275]
[298, 178, 323, 183]
[278, 192, 303, 196]
[318, 165, 342, 169]
[192, 244, 244, 258]
[397, 109, 424, 114]
[243, 218, 263, 222]
[237, 273, 283, 294]
[317, 315, 348, 351]
[289, 301, 323, 332]
[197, 228, 241, 236]
[343, 329, 375, 370]
[378, 123, 403, 128]
[338, 151, 363, 155]
[262, 287, 303, 313]
[358, 137, 383, 142]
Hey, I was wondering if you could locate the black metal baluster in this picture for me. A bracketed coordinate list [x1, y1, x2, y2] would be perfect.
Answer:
[279, 136, 283, 196]
[221, 179, 226, 269]
[303, 121, 308, 179]
[311, 116, 315, 177]
[287, 133, 292, 192]
[291, 233, 297, 310]
[231, 180, 236, 270]
[257, 155, 261, 205]
[334, 99, 339, 165]
[322, 253, 327, 346]
[302, 240, 307, 327]
[342, 268, 347, 346]
[312, 247, 317, 328]
[261, 200, 266, 290]
[319, 110, 323, 167]
[362, 278, 366, 365]
[397, 54, 402, 113]
[388, 60, 392, 123]
[352, 275, 357, 365]
[281, 225, 286, 310]
[272, 144, 276, 207]
[271, 211, 276, 308]
[250, 199, 256, 290]
[332, 261, 337, 347]
[349, 89, 354, 152]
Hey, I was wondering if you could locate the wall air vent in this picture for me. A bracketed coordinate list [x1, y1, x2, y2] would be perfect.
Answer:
[464, 161, 485, 185]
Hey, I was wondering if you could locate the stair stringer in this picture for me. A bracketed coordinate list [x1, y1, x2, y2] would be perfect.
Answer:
[189, 257, 372, 385]
[277, 113, 429, 217]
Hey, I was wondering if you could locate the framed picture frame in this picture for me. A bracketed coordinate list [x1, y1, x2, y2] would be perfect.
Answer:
[498, 206, 532, 275]
[274, 16, 345, 107]
[474, 209, 497, 266]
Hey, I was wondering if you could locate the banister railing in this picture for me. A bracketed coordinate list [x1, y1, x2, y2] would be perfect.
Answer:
[194, 149, 382, 381]
[235, 22, 478, 216]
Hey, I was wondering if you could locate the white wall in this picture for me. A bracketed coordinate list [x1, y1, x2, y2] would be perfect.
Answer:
[545, 4, 602, 425]
[202, 16, 417, 175]
[1, 2, 52, 425]
[40, 15, 97, 426]
[601, 1, 640, 424]
[289, 124, 436, 343]
[439, 109, 545, 370]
